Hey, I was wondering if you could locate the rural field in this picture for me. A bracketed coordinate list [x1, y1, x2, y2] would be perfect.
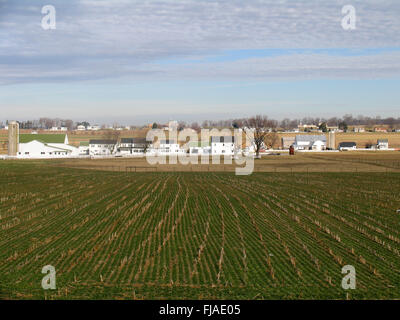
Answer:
[47, 151, 400, 173]
[1, 157, 400, 300]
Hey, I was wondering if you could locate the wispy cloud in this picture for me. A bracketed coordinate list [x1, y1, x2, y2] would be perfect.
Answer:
[0, 0, 400, 84]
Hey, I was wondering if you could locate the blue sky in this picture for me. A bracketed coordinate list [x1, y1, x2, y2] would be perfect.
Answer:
[1, 0, 400, 125]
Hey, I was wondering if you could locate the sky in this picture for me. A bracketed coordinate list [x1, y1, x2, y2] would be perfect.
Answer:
[0, 0, 400, 125]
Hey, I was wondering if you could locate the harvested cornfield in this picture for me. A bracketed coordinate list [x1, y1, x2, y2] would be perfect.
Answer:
[1, 162, 399, 299]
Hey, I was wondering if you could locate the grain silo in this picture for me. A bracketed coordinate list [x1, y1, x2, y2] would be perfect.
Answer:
[328, 131, 336, 150]
[8, 121, 19, 156]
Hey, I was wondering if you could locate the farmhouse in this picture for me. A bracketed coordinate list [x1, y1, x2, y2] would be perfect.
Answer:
[293, 135, 327, 151]
[298, 124, 319, 132]
[89, 140, 117, 156]
[188, 141, 211, 155]
[353, 127, 365, 133]
[157, 140, 185, 155]
[211, 136, 235, 155]
[377, 139, 389, 150]
[50, 126, 68, 132]
[118, 138, 150, 155]
[79, 142, 89, 155]
[338, 142, 357, 151]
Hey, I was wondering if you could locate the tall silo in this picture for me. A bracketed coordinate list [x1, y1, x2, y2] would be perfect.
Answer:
[328, 131, 336, 150]
[8, 121, 19, 156]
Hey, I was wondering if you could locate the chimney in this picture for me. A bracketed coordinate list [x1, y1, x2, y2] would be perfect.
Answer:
[8, 121, 19, 156]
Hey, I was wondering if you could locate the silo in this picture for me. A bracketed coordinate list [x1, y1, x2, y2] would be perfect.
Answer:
[8, 121, 19, 156]
[328, 131, 336, 150]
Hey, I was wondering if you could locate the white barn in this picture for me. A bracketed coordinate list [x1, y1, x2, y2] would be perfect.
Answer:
[17, 134, 78, 158]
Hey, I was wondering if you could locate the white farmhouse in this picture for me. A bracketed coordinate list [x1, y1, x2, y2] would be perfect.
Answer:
[353, 127, 365, 133]
[117, 138, 150, 156]
[211, 136, 235, 155]
[50, 127, 68, 132]
[157, 139, 185, 155]
[79, 142, 90, 155]
[188, 141, 211, 155]
[377, 139, 389, 150]
[87, 125, 101, 131]
[293, 135, 327, 151]
[338, 142, 357, 151]
[89, 139, 117, 156]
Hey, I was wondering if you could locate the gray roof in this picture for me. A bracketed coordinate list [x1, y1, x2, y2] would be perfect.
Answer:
[89, 139, 117, 145]
[120, 138, 149, 144]
[211, 136, 235, 143]
[377, 139, 388, 143]
[160, 139, 175, 144]
[339, 142, 356, 147]
[295, 135, 327, 143]
[282, 137, 296, 141]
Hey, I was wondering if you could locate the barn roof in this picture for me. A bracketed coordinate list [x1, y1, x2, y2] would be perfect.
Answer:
[89, 140, 117, 145]
[211, 136, 235, 143]
[339, 142, 356, 147]
[120, 138, 149, 144]
[160, 139, 176, 144]
[295, 135, 327, 142]
[19, 134, 67, 144]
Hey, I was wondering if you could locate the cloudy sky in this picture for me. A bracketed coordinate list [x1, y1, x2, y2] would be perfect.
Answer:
[1, 0, 399, 124]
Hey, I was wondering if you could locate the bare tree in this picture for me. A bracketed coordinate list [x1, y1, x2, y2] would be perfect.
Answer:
[242, 115, 277, 158]
[104, 129, 121, 142]
[178, 121, 186, 131]
[64, 119, 74, 131]
[190, 122, 200, 132]
[142, 139, 152, 153]
[264, 131, 279, 149]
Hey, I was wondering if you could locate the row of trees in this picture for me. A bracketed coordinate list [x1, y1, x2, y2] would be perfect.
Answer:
[279, 114, 400, 130]
[12, 118, 75, 130]
[197, 115, 400, 131]
[8, 114, 400, 132]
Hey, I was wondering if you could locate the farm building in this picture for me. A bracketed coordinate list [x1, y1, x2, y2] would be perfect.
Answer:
[293, 135, 327, 151]
[76, 125, 86, 131]
[338, 142, 357, 151]
[89, 140, 117, 156]
[188, 141, 212, 155]
[353, 127, 365, 133]
[298, 124, 319, 132]
[377, 139, 389, 150]
[156, 140, 185, 155]
[211, 136, 235, 155]
[17, 133, 79, 158]
[50, 126, 67, 131]
[118, 138, 150, 155]
[79, 142, 89, 155]
[281, 137, 295, 149]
